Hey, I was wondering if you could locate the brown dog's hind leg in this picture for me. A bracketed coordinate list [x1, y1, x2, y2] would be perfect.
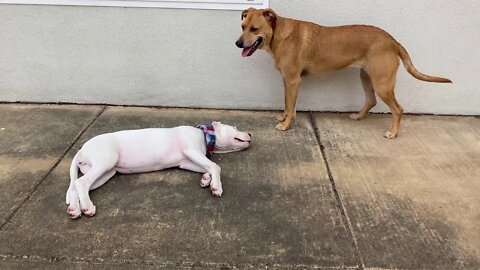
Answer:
[371, 77, 403, 139]
[275, 74, 301, 131]
[368, 55, 403, 139]
[350, 69, 377, 120]
[378, 91, 403, 139]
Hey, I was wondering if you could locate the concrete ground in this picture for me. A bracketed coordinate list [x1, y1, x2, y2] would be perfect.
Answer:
[0, 103, 478, 270]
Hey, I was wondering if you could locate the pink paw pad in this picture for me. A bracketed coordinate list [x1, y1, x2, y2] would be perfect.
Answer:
[200, 174, 211, 187]
[67, 208, 81, 219]
[69, 213, 81, 220]
[210, 187, 222, 197]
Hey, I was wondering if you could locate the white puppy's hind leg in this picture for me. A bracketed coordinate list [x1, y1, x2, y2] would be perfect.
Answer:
[75, 143, 119, 215]
[67, 161, 93, 219]
[66, 152, 82, 219]
[75, 172, 99, 217]
[66, 152, 81, 204]
[66, 190, 82, 219]
[90, 169, 116, 190]
[76, 164, 116, 216]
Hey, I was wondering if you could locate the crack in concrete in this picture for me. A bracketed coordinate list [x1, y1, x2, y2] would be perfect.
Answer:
[309, 112, 365, 270]
[0, 253, 360, 269]
[0, 106, 106, 231]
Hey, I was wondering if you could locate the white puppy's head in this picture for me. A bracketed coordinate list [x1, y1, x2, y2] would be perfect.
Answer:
[212, 121, 251, 153]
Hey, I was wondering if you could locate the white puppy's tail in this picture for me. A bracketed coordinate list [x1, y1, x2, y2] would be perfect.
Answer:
[66, 152, 79, 204]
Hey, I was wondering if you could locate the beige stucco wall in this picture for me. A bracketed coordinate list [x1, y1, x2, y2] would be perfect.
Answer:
[0, 1, 478, 114]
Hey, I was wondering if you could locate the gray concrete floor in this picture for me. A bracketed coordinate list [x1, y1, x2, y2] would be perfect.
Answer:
[0, 103, 478, 269]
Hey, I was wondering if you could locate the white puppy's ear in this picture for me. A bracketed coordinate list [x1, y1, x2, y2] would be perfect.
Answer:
[212, 121, 222, 127]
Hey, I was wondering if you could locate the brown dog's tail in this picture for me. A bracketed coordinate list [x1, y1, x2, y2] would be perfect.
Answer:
[397, 43, 452, 83]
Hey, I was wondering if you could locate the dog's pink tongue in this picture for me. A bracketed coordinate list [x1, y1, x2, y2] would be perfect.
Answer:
[241, 47, 252, 57]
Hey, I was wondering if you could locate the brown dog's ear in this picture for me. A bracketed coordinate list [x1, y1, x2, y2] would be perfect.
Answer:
[241, 7, 255, 20]
[262, 8, 278, 28]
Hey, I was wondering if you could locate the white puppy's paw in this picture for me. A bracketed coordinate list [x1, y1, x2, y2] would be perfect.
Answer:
[200, 173, 212, 188]
[66, 190, 82, 219]
[210, 183, 223, 198]
[80, 201, 96, 217]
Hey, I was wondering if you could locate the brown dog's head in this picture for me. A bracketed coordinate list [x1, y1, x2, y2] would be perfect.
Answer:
[235, 8, 278, 57]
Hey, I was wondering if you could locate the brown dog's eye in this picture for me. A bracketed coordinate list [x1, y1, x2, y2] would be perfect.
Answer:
[250, 27, 258, 32]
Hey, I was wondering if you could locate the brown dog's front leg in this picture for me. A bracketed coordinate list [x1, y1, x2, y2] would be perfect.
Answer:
[275, 75, 301, 131]
[276, 77, 288, 122]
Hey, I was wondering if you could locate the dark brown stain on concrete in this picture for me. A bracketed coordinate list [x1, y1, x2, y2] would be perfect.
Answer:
[348, 193, 479, 269]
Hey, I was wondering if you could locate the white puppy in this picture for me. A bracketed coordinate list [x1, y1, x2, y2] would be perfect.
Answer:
[66, 121, 251, 219]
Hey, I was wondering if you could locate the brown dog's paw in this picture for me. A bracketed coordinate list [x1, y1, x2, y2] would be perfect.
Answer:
[276, 113, 287, 122]
[383, 130, 397, 139]
[275, 122, 290, 131]
[349, 113, 364, 121]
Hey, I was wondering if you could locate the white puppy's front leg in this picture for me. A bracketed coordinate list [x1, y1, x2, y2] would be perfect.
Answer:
[183, 150, 222, 197]
[179, 161, 212, 188]
[199, 173, 212, 188]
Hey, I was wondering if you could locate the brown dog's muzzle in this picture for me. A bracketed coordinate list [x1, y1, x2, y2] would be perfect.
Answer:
[236, 37, 264, 57]
[235, 39, 244, 48]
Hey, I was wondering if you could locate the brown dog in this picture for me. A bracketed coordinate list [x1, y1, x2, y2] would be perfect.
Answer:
[235, 8, 451, 139]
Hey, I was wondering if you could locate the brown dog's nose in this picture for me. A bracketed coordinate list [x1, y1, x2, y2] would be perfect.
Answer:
[235, 39, 244, 48]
